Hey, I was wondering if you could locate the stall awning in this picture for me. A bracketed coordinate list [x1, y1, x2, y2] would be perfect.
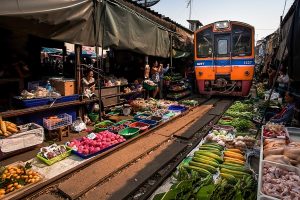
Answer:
[276, 12, 294, 61]
[0, 0, 98, 46]
[102, 1, 170, 57]
[0, 0, 172, 57]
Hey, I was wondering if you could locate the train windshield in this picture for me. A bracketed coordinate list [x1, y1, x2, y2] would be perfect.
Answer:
[196, 28, 213, 58]
[232, 25, 252, 56]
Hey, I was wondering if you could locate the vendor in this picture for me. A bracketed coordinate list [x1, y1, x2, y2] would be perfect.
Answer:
[276, 67, 289, 98]
[267, 63, 277, 88]
[159, 63, 169, 99]
[82, 70, 105, 119]
[82, 70, 96, 99]
[265, 91, 295, 125]
[185, 65, 196, 94]
[151, 61, 161, 99]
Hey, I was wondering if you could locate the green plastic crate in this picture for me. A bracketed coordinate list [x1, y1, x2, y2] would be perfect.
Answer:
[36, 146, 72, 166]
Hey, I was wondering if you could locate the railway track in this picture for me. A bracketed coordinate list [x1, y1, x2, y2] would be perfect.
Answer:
[10, 97, 233, 200]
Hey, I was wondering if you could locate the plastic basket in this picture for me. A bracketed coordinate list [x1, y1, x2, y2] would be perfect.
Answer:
[94, 120, 114, 129]
[13, 97, 51, 108]
[118, 127, 140, 139]
[143, 82, 157, 91]
[147, 116, 163, 124]
[139, 119, 157, 128]
[43, 113, 72, 130]
[115, 119, 136, 126]
[108, 124, 128, 134]
[36, 146, 72, 166]
[168, 105, 187, 113]
[54, 94, 79, 103]
[134, 113, 150, 121]
[129, 122, 150, 132]
[72, 142, 123, 159]
[88, 113, 99, 122]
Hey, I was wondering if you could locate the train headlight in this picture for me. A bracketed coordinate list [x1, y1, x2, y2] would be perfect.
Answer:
[245, 71, 250, 76]
[215, 21, 229, 29]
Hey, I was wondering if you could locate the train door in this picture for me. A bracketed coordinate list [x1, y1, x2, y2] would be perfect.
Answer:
[213, 34, 231, 74]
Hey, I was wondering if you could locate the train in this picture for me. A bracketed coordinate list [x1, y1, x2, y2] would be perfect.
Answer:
[194, 20, 255, 96]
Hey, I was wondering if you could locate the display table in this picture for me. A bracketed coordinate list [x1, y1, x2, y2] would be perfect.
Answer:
[0, 123, 44, 153]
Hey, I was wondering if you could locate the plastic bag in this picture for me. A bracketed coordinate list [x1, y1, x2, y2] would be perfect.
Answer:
[71, 117, 87, 132]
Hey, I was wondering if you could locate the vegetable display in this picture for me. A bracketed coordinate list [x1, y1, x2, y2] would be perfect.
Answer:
[0, 163, 42, 198]
[154, 141, 257, 200]
[218, 118, 254, 132]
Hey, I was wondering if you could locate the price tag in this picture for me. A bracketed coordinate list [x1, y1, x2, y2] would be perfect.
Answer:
[87, 132, 97, 140]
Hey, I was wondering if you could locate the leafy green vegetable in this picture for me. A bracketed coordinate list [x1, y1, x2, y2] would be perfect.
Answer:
[228, 101, 253, 112]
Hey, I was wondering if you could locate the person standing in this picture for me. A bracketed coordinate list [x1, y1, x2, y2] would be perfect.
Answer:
[159, 63, 169, 99]
[151, 61, 161, 98]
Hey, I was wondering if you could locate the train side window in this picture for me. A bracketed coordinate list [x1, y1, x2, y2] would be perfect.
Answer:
[196, 28, 213, 58]
[218, 39, 228, 55]
[232, 25, 252, 56]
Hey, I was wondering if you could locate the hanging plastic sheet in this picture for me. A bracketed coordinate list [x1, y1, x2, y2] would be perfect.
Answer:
[0, 0, 98, 46]
[102, 1, 170, 57]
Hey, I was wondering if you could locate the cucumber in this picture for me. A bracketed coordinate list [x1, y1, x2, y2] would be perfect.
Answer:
[189, 161, 217, 173]
[220, 168, 250, 179]
[223, 161, 245, 167]
[202, 143, 224, 150]
[198, 146, 222, 152]
[192, 157, 219, 168]
[194, 151, 223, 163]
[195, 149, 222, 156]
[220, 164, 251, 173]
[184, 166, 211, 177]
[193, 154, 219, 164]
[220, 173, 237, 184]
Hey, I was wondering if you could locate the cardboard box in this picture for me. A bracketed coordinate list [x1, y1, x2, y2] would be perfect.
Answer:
[52, 79, 75, 96]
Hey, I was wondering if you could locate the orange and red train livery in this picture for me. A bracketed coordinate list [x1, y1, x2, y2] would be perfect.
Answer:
[194, 20, 255, 96]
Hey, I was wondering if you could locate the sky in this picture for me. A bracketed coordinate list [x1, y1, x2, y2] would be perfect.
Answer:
[152, 0, 295, 41]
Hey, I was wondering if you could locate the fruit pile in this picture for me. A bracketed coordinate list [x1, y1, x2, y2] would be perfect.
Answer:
[0, 117, 19, 138]
[0, 163, 42, 198]
[68, 131, 126, 156]
[109, 124, 127, 133]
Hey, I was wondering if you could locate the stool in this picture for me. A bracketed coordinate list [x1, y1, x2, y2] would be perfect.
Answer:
[47, 125, 70, 141]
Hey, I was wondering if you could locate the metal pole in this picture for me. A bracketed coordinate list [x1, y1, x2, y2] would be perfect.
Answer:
[99, 0, 107, 121]
[189, 0, 192, 20]
[170, 34, 173, 74]
[75, 44, 82, 118]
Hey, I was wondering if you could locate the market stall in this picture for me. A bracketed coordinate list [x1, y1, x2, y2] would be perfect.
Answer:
[0, 97, 195, 199]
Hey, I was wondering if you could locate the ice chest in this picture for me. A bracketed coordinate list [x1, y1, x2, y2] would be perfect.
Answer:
[51, 79, 75, 96]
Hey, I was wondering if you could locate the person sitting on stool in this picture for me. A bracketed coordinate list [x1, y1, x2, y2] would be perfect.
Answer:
[265, 91, 296, 125]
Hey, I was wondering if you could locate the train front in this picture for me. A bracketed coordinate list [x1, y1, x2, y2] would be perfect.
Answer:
[194, 21, 255, 96]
